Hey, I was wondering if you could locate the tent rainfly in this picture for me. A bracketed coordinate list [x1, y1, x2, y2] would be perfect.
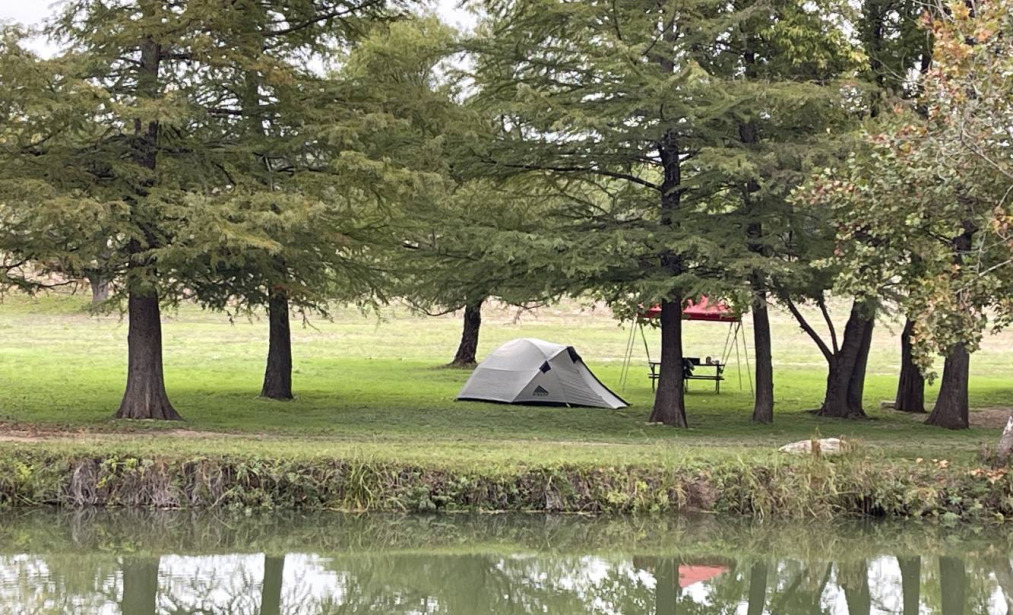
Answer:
[457, 338, 628, 409]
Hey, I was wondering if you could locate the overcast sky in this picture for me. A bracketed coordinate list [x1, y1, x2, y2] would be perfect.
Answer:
[0, 0, 475, 55]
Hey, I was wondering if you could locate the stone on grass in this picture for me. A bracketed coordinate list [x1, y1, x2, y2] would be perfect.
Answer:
[779, 437, 851, 456]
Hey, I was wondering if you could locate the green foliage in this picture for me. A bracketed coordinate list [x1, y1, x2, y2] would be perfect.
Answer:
[796, 1, 1013, 371]
[0, 0, 427, 314]
[462, 0, 861, 315]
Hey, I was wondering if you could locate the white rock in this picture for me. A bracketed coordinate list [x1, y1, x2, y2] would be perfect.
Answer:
[779, 438, 850, 455]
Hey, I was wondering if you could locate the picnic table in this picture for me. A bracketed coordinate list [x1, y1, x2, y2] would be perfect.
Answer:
[648, 357, 725, 394]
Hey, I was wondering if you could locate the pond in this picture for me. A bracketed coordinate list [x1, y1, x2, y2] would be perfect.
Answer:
[0, 510, 1009, 614]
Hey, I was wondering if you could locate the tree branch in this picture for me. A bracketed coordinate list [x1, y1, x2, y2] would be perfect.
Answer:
[266, 0, 387, 37]
[816, 296, 839, 354]
[485, 156, 659, 190]
[780, 294, 834, 363]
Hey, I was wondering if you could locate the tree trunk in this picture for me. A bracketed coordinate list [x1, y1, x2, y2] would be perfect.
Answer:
[927, 224, 975, 429]
[261, 291, 293, 400]
[939, 557, 966, 615]
[651, 298, 688, 428]
[751, 282, 774, 424]
[747, 561, 768, 615]
[121, 557, 159, 615]
[115, 292, 181, 420]
[895, 318, 926, 412]
[818, 304, 870, 419]
[450, 299, 483, 367]
[654, 558, 679, 615]
[115, 14, 175, 421]
[839, 561, 871, 615]
[898, 557, 921, 615]
[925, 344, 970, 429]
[651, 78, 686, 427]
[86, 272, 109, 304]
[821, 358, 848, 418]
[847, 314, 875, 414]
[260, 555, 284, 615]
[446, 555, 494, 613]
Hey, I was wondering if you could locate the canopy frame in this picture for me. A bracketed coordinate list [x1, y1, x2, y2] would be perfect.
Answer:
[618, 300, 752, 394]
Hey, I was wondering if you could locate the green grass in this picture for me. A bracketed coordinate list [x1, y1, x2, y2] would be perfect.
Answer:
[0, 291, 1010, 468]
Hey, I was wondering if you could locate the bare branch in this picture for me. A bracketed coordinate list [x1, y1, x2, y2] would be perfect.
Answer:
[817, 297, 839, 354]
[485, 156, 660, 190]
[780, 294, 834, 363]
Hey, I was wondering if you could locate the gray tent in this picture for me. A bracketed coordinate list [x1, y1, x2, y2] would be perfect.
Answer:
[456, 338, 628, 409]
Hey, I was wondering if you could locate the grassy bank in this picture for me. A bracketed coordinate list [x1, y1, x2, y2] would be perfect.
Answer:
[2, 293, 1011, 453]
[1, 292, 1012, 518]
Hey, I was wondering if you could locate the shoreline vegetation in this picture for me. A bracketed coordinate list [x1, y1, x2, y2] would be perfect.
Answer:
[0, 446, 1010, 521]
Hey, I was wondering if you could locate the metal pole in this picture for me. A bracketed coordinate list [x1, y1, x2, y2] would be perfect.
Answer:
[721, 320, 734, 364]
[620, 321, 637, 392]
[742, 319, 753, 394]
[640, 321, 652, 365]
[734, 322, 743, 391]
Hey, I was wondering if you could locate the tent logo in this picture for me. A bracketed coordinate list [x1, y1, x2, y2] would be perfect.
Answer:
[533, 385, 550, 397]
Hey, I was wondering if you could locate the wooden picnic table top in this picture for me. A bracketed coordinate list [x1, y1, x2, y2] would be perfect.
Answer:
[648, 358, 723, 367]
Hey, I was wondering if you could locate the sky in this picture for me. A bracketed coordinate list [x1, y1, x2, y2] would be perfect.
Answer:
[0, 0, 476, 55]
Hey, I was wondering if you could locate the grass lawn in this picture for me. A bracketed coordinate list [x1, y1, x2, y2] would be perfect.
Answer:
[0, 291, 1010, 468]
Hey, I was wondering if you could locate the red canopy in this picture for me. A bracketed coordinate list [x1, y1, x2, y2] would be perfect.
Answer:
[679, 565, 729, 588]
[639, 297, 739, 323]
[632, 558, 730, 588]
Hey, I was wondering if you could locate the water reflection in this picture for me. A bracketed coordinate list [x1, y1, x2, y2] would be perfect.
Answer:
[0, 511, 1010, 614]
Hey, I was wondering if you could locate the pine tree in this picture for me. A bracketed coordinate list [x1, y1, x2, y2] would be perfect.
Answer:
[165, 5, 418, 401]
[0, 0, 412, 418]
[699, 0, 858, 423]
[468, 0, 856, 426]
[397, 180, 563, 366]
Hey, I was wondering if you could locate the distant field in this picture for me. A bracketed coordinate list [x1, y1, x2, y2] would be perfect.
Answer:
[0, 290, 1010, 466]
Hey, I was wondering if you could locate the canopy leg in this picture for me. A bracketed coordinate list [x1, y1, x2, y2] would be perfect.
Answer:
[640, 321, 652, 365]
[620, 321, 637, 392]
[742, 320, 753, 394]
[640, 322, 656, 392]
[721, 321, 734, 364]
[734, 322, 743, 391]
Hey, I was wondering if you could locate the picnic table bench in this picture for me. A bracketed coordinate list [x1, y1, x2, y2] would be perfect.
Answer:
[648, 357, 725, 394]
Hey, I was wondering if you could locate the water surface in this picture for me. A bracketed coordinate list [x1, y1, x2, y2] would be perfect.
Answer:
[0, 511, 1009, 614]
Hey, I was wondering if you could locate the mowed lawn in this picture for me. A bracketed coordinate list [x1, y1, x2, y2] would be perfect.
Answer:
[1, 291, 1012, 466]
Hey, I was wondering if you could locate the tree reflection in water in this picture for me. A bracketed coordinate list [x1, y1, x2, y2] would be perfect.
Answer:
[0, 511, 1009, 615]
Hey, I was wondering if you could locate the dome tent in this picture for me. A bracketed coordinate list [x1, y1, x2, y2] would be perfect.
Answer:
[457, 338, 628, 409]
